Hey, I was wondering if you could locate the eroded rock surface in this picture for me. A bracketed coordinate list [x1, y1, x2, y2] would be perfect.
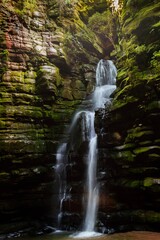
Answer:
[0, 0, 159, 235]
[96, 0, 160, 232]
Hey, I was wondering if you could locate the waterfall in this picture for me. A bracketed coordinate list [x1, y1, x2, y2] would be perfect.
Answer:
[56, 143, 68, 228]
[56, 59, 117, 235]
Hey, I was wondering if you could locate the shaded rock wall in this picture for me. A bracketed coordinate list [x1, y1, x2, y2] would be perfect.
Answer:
[1, 0, 159, 235]
[0, 0, 114, 232]
[96, 0, 160, 232]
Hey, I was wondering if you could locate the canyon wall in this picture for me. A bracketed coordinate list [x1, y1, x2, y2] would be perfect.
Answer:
[0, 0, 98, 231]
[0, 0, 113, 233]
[0, 0, 159, 235]
[96, 0, 160, 233]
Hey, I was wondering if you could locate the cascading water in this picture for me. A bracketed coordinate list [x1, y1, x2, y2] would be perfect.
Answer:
[56, 59, 117, 236]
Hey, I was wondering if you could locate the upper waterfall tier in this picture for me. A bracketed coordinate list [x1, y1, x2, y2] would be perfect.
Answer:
[96, 60, 117, 86]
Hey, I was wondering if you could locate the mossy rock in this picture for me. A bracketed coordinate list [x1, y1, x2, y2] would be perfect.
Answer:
[2, 71, 25, 83]
[24, 70, 37, 79]
[111, 149, 135, 163]
[112, 96, 139, 112]
[71, 80, 86, 91]
[125, 127, 154, 143]
[147, 100, 160, 112]
[61, 88, 73, 100]
[36, 65, 63, 100]
[132, 210, 160, 224]
[0, 120, 6, 129]
[133, 146, 160, 155]
[116, 178, 142, 189]
[4, 105, 43, 119]
[0, 139, 46, 154]
[0, 172, 10, 181]
[122, 2, 160, 35]
[144, 177, 160, 187]
[72, 91, 86, 100]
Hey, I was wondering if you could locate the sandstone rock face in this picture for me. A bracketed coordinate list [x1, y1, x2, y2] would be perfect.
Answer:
[0, 0, 159, 235]
[96, 0, 160, 233]
[0, 0, 109, 232]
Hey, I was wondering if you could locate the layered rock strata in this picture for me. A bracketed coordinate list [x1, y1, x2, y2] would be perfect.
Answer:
[0, 0, 111, 232]
[96, 0, 160, 232]
[0, 0, 159, 235]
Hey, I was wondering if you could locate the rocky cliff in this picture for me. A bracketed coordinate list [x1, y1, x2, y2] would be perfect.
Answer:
[0, 0, 159, 236]
[0, 0, 115, 234]
[96, 0, 160, 233]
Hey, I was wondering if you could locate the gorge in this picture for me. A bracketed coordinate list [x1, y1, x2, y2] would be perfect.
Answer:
[0, 0, 160, 237]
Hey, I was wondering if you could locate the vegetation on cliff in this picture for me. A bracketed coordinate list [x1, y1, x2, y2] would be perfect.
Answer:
[95, 0, 160, 231]
[0, 0, 116, 233]
[0, 0, 160, 235]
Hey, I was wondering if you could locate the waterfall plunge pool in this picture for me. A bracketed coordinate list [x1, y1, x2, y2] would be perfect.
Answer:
[4, 231, 160, 240]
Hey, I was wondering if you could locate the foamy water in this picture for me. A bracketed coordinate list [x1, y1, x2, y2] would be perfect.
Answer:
[71, 231, 102, 239]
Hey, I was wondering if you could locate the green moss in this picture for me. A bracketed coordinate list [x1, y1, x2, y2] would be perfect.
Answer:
[129, 167, 158, 175]
[144, 177, 153, 187]
[12, 159, 23, 164]
[126, 127, 154, 142]
[88, 10, 115, 46]
[0, 49, 9, 62]
[147, 101, 160, 111]
[150, 51, 160, 74]
[118, 179, 142, 188]
[114, 85, 132, 100]
[111, 150, 135, 162]
[37, 65, 62, 98]
[153, 21, 160, 28]
[61, 88, 73, 100]
[0, 172, 10, 180]
[148, 153, 160, 162]
[63, 20, 102, 66]
[24, 70, 37, 79]
[2, 71, 25, 83]
[71, 80, 85, 91]
[0, 49, 9, 77]
[133, 210, 160, 223]
[0, 105, 6, 115]
[115, 143, 136, 150]
[12, 93, 36, 104]
[1, 82, 35, 94]
[122, 2, 160, 34]
[15, 0, 38, 16]
[114, 0, 160, 87]
[72, 90, 86, 100]
[138, 140, 152, 146]
[0, 98, 12, 104]
[130, 130, 154, 139]
[44, 110, 72, 123]
[133, 146, 160, 155]
[0, 120, 6, 129]
[143, 178, 160, 188]
[112, 96, 138, 110]
[5, 106, 43, 119]
[55, 99, 81, 107]
[0, 92, 12, 104]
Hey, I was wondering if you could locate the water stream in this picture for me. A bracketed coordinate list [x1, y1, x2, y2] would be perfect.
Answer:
[8, 231, 160, 240]
[56, 59, 117, 236]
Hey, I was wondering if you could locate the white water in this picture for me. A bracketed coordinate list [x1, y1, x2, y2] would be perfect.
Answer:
[56, 143, 68, 227]
[56, 59, 117, 236]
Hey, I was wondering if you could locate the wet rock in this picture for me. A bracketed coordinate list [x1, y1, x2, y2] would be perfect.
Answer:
[0, 0, 106, 232]
[95, 0, 160, 232]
